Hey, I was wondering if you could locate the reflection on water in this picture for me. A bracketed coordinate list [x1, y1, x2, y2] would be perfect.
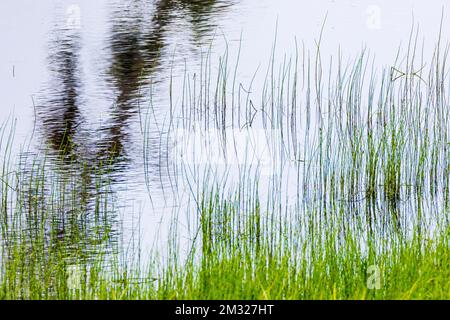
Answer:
[101, 0, 235, 163]
[40, 31, 83, 159]
[31, 0, 236, 264]
[39, 0, 234, 162]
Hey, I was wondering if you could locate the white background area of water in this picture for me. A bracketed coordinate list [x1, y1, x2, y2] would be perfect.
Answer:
[1, 0, 449, 256]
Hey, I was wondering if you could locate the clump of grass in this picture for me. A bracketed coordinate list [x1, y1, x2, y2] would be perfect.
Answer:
[143, 26, 450, 299]
[0, 120, 119, 299]
[152, 187, 450, 300]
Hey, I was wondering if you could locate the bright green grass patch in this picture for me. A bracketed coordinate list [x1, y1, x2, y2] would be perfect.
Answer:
[1, 171, 449, 300]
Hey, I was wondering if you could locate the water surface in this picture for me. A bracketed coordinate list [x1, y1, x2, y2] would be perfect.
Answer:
[1, 0, 449, 257]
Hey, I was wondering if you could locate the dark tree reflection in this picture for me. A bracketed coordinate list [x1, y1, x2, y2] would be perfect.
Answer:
[99, 0, 234, 163]
[40, 31, 83, 160]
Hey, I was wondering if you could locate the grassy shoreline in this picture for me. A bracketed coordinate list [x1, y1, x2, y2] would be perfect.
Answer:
[1, 169, 449, 299]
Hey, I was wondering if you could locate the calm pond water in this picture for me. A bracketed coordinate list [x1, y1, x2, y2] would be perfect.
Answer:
[1, 0, 449, 256]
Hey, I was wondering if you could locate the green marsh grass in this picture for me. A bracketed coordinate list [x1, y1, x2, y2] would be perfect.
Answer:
[1, 28, 450, 299]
